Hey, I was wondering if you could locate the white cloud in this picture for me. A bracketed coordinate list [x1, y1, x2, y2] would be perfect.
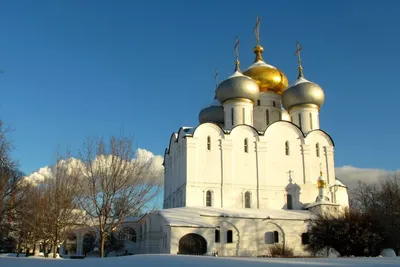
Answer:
[335, 165, 399, 192]
[24, 148, 164, 186]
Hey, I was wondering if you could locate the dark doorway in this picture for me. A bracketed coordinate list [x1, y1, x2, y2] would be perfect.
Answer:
[178, 233, 207, 255]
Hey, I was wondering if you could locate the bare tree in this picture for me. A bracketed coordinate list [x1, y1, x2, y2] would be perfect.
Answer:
[352, 174, 400, 253]
[77, 136, 161, 257]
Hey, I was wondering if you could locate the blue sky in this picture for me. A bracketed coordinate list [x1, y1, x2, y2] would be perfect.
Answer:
[0, 0, 399, 175]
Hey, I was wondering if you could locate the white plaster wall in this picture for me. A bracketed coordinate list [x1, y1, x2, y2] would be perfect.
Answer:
[166, 216, 310, 257]
[253, 92, 282, 131]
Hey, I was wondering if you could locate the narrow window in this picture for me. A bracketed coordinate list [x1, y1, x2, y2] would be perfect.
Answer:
[273, 231, 279, 243]
[215, 229, 220, 243]
[231, 108, 234, 126]
[227, 230, 233, 243]
[244, 138, 249, 153]
[257, 99, 260, 106]
[285, 141, 290, 156]
[244, 191, 251, 208]
[309, 113, 313, 129]
[242, 107, 245, 124]
[265, 232, 274, 244]
[207, 136, 211, 151]
[316, 143, 320, 157]
[273, 101, 276, 107]
[298, 113, 302, 129]
[301, 233, 310, 245]
[206, 190, 212, 207]
[266, 109, 270, 125]
[287, 194, 293, 210]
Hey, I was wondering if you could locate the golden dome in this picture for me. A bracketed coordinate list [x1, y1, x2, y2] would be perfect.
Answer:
[243, 45, 289, 94]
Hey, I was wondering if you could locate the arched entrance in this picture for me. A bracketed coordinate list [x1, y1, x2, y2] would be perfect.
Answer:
[178, 233, 207, 255]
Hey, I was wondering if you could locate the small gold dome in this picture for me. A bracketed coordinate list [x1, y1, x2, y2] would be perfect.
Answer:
[243, 45, 289, 94]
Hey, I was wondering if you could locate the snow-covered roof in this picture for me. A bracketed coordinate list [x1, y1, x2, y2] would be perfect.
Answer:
[247, 60, 276, 70]
[335, 179, 346, 187]
[305, 200, 340, 209]
[155, 207, 312, 228]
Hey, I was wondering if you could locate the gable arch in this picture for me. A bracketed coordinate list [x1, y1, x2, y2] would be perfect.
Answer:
[306, 129, 335, 147]
[229, 124, 260, 141]
[192, 122, 225, 138]
[263, 121, 305, 144]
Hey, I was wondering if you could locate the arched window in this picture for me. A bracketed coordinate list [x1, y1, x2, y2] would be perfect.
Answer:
[207, 136, 211, 151]
[316, 143, 320, 157]
[215, 229, 220, 243]
[231, 108, 234, 126]
[244, 138, 249, 153]
[273, 101, 276, 107]
[206, 190, 212, 207]
[244, 191, 251, 208]
[287, 194, 293, 210]
[266, 109, 270, 125]
[301, 233, 310, 245]
[285, 141, 290, 156]
[298, 113, 302, 129]
[227, 230, 233, 243]
[257, 99, 261, 106]
[309, 113, 313, 129]
[118, 227, 136, 243]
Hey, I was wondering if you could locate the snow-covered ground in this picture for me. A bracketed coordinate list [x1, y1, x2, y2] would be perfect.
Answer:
[0, 254, 399, 267]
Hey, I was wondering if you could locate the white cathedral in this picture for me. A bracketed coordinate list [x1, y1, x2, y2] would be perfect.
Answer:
[64, 19, 349, 257]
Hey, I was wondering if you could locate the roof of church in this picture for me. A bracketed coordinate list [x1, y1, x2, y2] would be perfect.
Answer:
[154, 206, 312, 228]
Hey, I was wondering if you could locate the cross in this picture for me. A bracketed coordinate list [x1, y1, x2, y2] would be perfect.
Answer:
[287, 170, 294, 183]
[215, 68, 218, 88]
[254, 16, 261, 46]
[294, 41, 302, 67]
[234, 36, 240, 62]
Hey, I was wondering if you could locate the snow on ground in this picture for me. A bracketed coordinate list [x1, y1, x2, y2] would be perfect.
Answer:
[0, 254, 399, 267]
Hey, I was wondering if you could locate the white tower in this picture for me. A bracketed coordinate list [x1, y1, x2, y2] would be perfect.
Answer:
[282, 42, 325, 134]
[215, 37, 259, 130]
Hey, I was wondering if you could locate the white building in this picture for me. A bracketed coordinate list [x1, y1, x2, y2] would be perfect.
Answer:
[65, 20, 349, 258]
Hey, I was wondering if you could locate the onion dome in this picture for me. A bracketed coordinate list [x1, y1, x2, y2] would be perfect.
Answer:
[216, 61, 259, 104]
[243, 45, 289, 94]
[198, 98, 224, 124]
[282, 66, 325, 111]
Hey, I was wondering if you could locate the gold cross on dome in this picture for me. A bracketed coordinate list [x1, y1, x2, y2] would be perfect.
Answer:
[295, 41, 302, 67]
[254, 16, 261, 46]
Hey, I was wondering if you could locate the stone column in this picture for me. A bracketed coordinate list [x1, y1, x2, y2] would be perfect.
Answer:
[220, 139, 233, 208]
[324, 146, 335, 185]
[301, 144, 311, 183]
[255, 141, 267, 208]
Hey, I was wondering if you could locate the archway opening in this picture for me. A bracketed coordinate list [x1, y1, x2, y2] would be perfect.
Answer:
[178, 233, 207, 255]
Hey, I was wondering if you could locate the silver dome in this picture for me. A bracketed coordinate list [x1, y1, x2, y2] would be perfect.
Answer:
[215, 72, 259, 104]
[282, 77, 325, 111]
[198, 104, 224, 124]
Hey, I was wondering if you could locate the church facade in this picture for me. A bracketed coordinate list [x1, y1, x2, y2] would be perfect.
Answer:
[63, 19, 349, 257]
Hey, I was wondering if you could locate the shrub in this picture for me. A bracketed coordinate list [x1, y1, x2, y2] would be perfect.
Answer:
[268, 244, 294, 257]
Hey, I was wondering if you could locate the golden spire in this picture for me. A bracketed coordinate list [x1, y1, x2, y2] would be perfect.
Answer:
[234, 36, 241, 72]
[253, 16, 264, 62]
[295, 41, 304, 78]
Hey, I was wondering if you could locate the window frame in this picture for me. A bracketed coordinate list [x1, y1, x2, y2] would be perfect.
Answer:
[207, 136, 211, 151]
